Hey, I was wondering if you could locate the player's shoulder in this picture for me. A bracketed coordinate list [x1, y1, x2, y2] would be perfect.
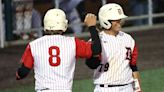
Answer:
[63, 35, 75, 40]
[119, 31, 134, 39]
[60, 35, 76, 43]
[29, 36, 44, 44]
[99, 31, 105, 36]
[99, 31, 107, 38]
[29, 35, 75, 45]
[119, 31, 129, 36]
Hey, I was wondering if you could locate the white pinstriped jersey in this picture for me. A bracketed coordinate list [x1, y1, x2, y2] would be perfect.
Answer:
[94, 31, 138, 85]
[21, 35, 92, 91]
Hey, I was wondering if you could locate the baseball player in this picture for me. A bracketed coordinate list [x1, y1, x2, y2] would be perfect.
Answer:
[85, 3, 142, 92]
[16, 8, 101, 92]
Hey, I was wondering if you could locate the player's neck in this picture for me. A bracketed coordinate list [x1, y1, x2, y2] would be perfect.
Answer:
[104, 30, 119, 36]
[44, 31, 63, 35]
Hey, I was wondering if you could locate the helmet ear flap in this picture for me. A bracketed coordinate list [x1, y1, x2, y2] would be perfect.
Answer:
[99, 16, 112, 29]
[104, 20, 112, 29]
[98, 3, 127, 29]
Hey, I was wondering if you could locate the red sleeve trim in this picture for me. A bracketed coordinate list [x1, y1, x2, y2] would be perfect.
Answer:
[21, 44, 34, 69]
[130, 44, 138, 66]
[75, 38, 92, 58]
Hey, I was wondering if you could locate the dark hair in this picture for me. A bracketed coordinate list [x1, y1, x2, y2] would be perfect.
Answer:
[44, 30, 63, 35]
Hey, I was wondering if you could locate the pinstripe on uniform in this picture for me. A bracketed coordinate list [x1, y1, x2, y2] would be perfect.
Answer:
[21, 35, 93, 92]
[93, 31, 138, 92]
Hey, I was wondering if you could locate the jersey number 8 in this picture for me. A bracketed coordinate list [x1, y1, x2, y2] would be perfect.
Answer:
[48, 46, 61, 66]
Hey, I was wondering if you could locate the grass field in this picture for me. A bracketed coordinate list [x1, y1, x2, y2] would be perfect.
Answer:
[1, 68, 164, 92]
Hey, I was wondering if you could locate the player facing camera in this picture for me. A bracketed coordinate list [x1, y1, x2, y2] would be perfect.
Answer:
[85, 3, 142, 92]
[98, 3, 127, 30]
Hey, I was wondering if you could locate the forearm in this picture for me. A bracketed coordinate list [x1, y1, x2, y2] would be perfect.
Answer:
[84, 13, 101, 56]
[85, 56, 101, 69]
[16, 64, 31, 80]
[133, 71, 140, 80]
[89, 26, 101, 56]
[132, 71, 142, 92]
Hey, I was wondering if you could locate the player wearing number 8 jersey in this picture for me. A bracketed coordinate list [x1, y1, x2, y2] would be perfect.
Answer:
[86, 3, 142, 92]
[16, 8, 101, 92]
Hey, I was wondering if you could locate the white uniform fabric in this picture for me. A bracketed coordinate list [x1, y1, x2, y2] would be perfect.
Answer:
[37, 89, 71, 92]
[93, 31, 136, 92]
[30, 35, 76, 91]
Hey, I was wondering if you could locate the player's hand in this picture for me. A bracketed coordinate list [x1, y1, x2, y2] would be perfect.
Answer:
[16, 71, 21, 80]
[84, 13, 97, 27]
[133, 79, 142, 92]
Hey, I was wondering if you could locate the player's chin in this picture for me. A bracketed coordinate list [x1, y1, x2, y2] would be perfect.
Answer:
[117, 27, 121, 31]
[114, 29, 120, 33]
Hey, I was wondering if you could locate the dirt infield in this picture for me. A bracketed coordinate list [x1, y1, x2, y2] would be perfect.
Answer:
[0, 28, 164, 90]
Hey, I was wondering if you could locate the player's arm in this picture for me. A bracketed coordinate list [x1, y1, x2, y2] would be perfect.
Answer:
[85, 56, 101, 69]
[16, 64, 31, 80]
[84, 13, 101, 69]
[84, 13, 101, 56]
[130, 45, 142, 92]
[75, 13, 101, 58]
[132, 71, 142, 92]
[16, 44, 34, 80]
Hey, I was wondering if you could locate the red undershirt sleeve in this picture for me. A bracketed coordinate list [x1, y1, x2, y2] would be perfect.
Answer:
[75, 38, 92, 58]
[130, 45, 138, 66]
[21, 44, 34, 69]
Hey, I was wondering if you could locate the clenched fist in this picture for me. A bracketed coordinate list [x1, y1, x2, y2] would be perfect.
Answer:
[84, 13, 97, 27]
